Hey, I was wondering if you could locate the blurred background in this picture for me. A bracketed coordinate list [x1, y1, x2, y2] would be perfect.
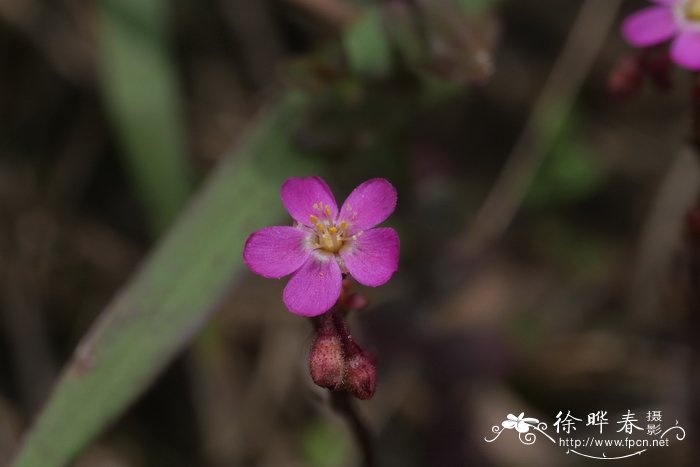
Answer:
[0, 0, 698, 465]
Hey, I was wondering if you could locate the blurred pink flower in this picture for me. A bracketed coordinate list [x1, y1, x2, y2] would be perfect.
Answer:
[243, 177, 399, 317]
[622, 0, 700, 71]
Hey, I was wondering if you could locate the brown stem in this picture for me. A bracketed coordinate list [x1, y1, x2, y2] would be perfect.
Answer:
[330, 391, 377, 467]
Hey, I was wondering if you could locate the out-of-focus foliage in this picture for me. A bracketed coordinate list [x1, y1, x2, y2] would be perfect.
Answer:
[527, 110, 605, 207]
[302, 419, 350, 467]
[99, 0, 192, 232]
[10, 93, 319, 467]
[343, 7, 392, 77]
[12, 0, 502, 463]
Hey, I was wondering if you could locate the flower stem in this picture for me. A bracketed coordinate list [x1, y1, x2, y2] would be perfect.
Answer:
[312, 309, 337, 335]
[330, 390, 377, 467]
[331, 307, 361, 355]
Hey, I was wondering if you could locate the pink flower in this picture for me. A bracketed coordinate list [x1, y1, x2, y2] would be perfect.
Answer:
[243, 177, 399, 317]
[621, 0, 700, 71]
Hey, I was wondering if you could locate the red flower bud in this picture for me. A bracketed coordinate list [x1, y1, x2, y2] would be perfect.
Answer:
[343, 293, 368, 311]
[309, 333, 346, 389]
[608, 55, 643, 101]
[309, 314, 346, 390]
[344, 351, 377, 400]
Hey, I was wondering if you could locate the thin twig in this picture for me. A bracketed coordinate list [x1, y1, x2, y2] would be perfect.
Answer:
[464, 0, 623, 254]
[330, 391, 377, 467]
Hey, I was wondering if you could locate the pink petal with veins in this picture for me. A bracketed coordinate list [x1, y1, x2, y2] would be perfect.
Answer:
[243, 226, 312, 278]
[283, 254, 342, 316]
[281, 176, 338, 227]
[339, 178, 397, 235]
[340, 227, 399, 287]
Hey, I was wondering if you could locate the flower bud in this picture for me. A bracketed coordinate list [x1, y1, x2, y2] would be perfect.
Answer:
[343, 293, 369, 312]
[309, 329, 345, 390]
[344, 351, 377, 400]
[608, 55, 643, 100]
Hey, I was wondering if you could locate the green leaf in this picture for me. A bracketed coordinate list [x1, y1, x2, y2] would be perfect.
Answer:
[343, 7, 392, 78]
[99, 0, 192, 232]
[9, 93, 320, 467]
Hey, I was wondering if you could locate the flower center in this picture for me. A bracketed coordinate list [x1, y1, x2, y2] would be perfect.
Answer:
[310, 214, 348, 253]
[686, 0, 700, 21]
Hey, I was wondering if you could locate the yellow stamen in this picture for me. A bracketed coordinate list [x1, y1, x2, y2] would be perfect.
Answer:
[324, 205, 332, 216]
[686, 0, 700, 21]
[308, 216, 348, 253]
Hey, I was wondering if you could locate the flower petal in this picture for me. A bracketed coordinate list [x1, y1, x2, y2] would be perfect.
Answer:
[243, 226, 312, 278]
[340, 227, 399, 287]
[502, 420, 517, 429]
[671, 31, 700, 71]
[621, 7, 678, 47]
[283, 254, 342, 316]
[339, 178, 397, 234]
[281, 176, 338, 227]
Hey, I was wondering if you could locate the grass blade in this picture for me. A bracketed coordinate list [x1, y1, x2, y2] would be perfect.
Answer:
[10, 94, 319, 467]
[99, 0, 192, 231]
